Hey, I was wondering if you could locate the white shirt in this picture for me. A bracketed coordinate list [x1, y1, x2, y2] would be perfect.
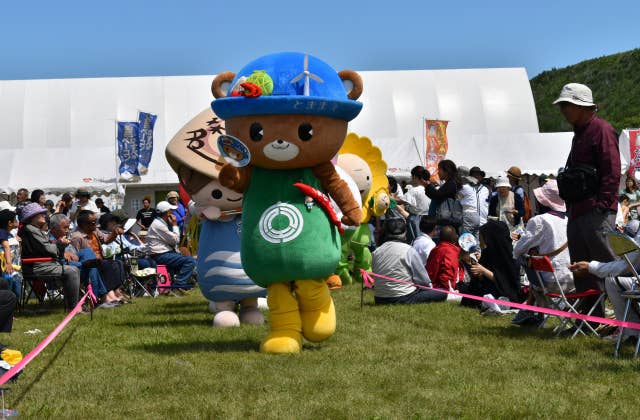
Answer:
[458, 183, 490, 224]
[412, 233, 436, 266]
[512, 212, 573, 292]
[402, 185, 430, 215]
[145, 218, 180, 255]
[70, 200, 99, 215]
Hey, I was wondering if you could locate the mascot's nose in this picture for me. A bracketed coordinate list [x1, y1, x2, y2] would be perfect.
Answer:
[276, 139, 285, 145]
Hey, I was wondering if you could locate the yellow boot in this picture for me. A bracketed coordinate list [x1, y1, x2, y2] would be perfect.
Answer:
[260, 282, 302, 354]
[295, 279, 336, 343]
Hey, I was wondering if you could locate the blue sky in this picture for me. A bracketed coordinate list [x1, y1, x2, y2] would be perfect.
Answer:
[1, 0, 638, 80]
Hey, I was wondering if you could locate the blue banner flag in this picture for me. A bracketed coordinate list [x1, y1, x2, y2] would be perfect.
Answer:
[137, 111, 157, 175]
[117, 121, 140, 181]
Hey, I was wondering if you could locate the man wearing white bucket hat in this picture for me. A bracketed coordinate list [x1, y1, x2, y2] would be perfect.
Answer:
[554, 83, 620, 318]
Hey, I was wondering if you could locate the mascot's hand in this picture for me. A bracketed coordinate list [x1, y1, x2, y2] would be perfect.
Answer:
[219, 164, 241, 190]
[200, 206, 221, 221]
[341, 207, 362, 227]
[219, 164, 250, 193]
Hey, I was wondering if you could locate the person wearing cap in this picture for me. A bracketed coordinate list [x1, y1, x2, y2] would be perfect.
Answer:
[18, 202, 80, 311]
[488, 175, 525, 229]
[69, 188, 98, 222]
[146, 201, 195, 294]
[554, 83, 620, 313]
[166, 191, 187, 236]
[457, 166, 490, 240]
[512, 180, 574, 325]
[569, 219, 640, 342]
[506, 166, 525, 202]
[372, 218, 447, 305]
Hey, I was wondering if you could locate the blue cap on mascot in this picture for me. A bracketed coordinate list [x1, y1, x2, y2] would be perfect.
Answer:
[211, 52, 362, 122]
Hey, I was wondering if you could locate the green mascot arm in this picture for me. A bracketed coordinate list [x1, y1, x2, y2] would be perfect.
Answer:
[218, 164, 252, 193]
[312, 161, 362, 226]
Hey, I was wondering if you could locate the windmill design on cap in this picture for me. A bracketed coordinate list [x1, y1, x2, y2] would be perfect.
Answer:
[289, 54, 324, 97]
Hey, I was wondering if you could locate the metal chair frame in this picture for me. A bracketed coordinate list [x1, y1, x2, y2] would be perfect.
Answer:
[528, 255, 604, 338]
[606, 232, 640, 358]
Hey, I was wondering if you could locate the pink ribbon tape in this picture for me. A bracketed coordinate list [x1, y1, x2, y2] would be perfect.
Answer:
[360, 270, 640, 331]
[0, 285, 95, 386]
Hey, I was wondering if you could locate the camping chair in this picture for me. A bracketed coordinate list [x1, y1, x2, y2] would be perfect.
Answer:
[120, 252, 158, 298]
[528, 255, 604, 338]
[606, 232, 640, 358]
[19, 257, 66, 310]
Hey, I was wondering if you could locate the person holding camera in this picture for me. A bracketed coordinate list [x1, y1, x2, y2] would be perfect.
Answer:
[554, 83, 620, 317]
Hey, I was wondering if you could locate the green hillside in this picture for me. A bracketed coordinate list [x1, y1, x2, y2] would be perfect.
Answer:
[531, 48, 640, 132]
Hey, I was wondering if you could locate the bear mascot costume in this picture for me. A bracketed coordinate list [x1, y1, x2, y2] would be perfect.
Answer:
[211, 52, 363, 353]
[166, 108, 267, 327]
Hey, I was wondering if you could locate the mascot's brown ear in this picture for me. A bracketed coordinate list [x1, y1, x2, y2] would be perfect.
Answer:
[338, 70, 363, 100]
[211, 71, 236, 98]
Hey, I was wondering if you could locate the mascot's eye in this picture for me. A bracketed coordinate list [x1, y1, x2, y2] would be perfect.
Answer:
[298, 123, 313, 141]
[211, 189, 223, 199]
[366, 176, 370, 181]
[249, 123, 263, 141]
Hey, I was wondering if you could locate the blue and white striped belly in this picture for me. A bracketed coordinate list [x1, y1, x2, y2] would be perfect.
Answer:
[197, 218, 266, 302]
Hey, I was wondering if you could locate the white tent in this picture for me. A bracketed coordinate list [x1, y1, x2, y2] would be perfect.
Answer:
[0, 67, 567, 194]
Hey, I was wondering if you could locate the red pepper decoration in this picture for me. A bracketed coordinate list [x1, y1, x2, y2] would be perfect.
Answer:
[293, 183, 345, 234]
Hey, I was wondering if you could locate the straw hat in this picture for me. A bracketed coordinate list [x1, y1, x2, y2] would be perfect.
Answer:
[506, 166, 522, 180]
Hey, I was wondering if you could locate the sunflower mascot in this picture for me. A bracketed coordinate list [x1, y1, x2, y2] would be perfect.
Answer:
[211, 52, 363, 353]
[326, 134, 389, 288]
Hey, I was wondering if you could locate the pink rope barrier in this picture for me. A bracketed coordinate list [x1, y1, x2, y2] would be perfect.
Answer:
[0, 285, 97, 386]
[361, 270, 640, 331]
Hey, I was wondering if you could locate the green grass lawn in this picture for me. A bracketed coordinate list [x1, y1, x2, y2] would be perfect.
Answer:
[3, 286, 640, 419]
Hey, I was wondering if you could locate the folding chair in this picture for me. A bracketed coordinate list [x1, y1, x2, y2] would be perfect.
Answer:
[120, 253, 158, 298]
[19, 257, 66, 310]
[606, 232, 640, 358]
[529, 255, 604, 338]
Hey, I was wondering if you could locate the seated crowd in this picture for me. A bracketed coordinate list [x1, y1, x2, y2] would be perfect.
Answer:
[374, 159, 640, 345]
[0, 188, 196, 331]
[1, 163, 638, 346]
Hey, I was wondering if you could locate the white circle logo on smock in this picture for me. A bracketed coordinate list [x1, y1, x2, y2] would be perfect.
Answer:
[258, 202, 304, 244]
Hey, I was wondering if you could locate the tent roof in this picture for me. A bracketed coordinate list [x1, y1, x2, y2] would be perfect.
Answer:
[0, 68, 555, 192]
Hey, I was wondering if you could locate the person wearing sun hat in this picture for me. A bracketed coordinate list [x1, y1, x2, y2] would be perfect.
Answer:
[18, 202, 80, 310]
[554, 83, 620, 317]
[513, 180, 573, 289]
[511, 180, 574, 325]
[488, 175, 525, 229]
